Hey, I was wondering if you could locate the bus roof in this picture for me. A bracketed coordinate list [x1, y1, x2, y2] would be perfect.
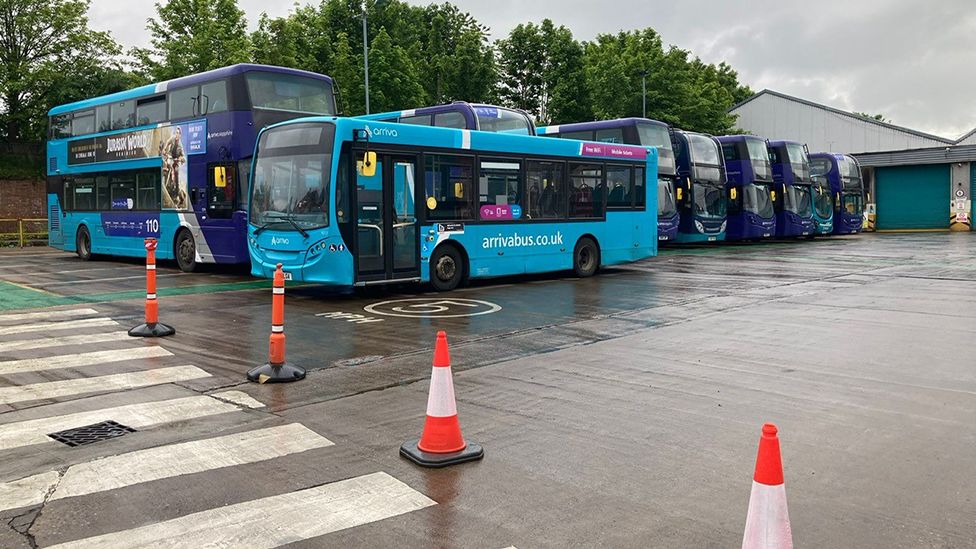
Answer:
[767, 139, 804, 148]
[357, 102, 528, 121]
[49, 64, 334, 116]
[262, 116, 656, 163]
[537, 117, 669, 136]
[716, 134, 767, 144]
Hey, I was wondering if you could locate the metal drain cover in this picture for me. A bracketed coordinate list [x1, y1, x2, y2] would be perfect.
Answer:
[48, 420, 137, 447]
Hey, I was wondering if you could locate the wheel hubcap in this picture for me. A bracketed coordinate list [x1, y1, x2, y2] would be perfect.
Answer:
[179, 238, 194, 265]
[436, 256, 456, 281]
[579, 248, 592, 269]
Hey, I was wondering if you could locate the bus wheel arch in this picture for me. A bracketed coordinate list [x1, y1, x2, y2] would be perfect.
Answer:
[174, 227, 198, 273]
[573, 235, 600, 278]
[75, 225, 94, 261]
[429, 242, 468, 292]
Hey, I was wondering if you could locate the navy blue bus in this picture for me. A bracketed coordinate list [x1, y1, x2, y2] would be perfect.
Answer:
[358, 102, 535, 135]
[767, 140, 815, 238]
[809, 153, 864, 235]
[538, 118, 679, 241]
[47, 64, 337, 271]
[672, 130, 727, 243]
[717, 135, 775, 241]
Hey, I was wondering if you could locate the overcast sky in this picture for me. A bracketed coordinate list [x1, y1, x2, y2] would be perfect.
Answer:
[89, 0, 976, 139]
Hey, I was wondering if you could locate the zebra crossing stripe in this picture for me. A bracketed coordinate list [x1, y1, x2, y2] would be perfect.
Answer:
[0, 424, 332, 512]
[0, 317, 118, 337]
[48, 472, 435, 549]
[0, 346, 172, 376]
[0, 332, 131, 353]
[0, 308, 100, 325]
[0, 366, 211, 406]
[0, 394, 247, 451]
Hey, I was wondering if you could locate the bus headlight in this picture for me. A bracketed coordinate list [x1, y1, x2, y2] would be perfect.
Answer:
[720, 221, 727, 233]
[695, 220, 705, 233]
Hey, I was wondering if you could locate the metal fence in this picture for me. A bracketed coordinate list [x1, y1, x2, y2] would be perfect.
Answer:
[0, 218, 48, 247]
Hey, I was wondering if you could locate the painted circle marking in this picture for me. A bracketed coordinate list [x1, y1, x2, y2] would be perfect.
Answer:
[364, 298, 501, 318]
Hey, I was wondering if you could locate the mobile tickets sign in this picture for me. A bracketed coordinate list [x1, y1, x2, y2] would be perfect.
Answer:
[67, 121, 207, 166]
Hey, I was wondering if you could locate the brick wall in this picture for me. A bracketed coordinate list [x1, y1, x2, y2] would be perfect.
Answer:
[0, 179, 46, 218]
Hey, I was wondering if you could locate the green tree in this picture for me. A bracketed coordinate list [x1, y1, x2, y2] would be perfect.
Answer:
[330, 32, 363, 114]
[854, 112, 889, 123]
[496, 22, 545, 118]
[362, 27, 425, 113]
[0, 0, 123, 143]
[133, 0, 252, 81]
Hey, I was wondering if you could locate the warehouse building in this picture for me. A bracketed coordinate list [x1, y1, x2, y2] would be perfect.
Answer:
[731, 90, 973, 231]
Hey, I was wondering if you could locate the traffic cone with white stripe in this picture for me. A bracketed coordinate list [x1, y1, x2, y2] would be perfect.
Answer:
[247, 263, 305, 383]
[129, 238, 175, 337]
[400, 331, 484, 467]
[742, 423, 793, 549]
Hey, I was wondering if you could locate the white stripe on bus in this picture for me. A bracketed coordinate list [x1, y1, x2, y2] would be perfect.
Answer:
[425, 366, 458, 418]
[0, 317, 118, 337]
[48, 472, 436, 549]
[0, 365, 211, 406]
[0, 346, 172, 376]
[461, 129, 472, 150]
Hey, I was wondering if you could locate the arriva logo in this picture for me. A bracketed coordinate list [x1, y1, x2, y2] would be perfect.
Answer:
[365, 124, 398, 138]
[271, 236, 290, 246]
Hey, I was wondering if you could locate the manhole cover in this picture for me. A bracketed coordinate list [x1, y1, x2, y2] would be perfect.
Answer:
[48, 420, 137, 447]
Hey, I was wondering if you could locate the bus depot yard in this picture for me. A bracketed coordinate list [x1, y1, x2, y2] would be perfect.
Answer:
[0, 233, 973, 548]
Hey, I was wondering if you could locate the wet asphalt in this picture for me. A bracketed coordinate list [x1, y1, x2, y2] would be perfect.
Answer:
[0, 233, 974, 548]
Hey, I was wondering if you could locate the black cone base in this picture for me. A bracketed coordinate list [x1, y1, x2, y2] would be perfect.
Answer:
[400, 439, 484, 468]
[247, 362, 306, 383]
[128, 322, 176, 338]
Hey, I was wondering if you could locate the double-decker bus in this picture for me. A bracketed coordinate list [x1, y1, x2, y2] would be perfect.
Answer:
[537, 118, 679, 241]
[809, 153, 864, 235]
[767, 140, 815, 238]
[247, 118, 658, 290]
[672, 130, 727, 243]
[47, 64, 337, 271]
[717, 135, 776, 241]
[357, 102, 535, 135]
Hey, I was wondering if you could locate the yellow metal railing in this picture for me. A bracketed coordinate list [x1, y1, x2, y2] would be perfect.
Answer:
[0, 218, 48, 247]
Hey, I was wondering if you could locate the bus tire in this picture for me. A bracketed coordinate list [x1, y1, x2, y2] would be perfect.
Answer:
[76, 226, 93, 261]
[573, 237, 600, 278]
[175, 229, 198, 273]
[430, 244, 464, 292]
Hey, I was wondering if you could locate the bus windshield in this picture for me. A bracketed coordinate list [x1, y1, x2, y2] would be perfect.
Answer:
[784, 185, 812, 217]
[813, 180, 832, 218]
[746, 138, 771, 181]
[694, 180, 726, 218]
[744, 183, 774, 218]
[246, 72, 336, 115]
[475, 107, 533, 134]
[785, 143, 810, 181]
[838, 156, 860, 179]
[658, 179, 677, 217]
[250, 124, 334, 230]
[637, 123, 675, 175]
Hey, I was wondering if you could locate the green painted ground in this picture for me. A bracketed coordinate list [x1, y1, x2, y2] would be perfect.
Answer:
[0, 279, 275, 313]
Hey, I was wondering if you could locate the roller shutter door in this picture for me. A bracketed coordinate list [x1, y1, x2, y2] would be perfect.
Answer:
[876, 164, 949, 230]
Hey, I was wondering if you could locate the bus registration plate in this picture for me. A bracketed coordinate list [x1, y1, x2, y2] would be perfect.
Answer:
[708, 236, 717, 241]
[282, 271, 293, 281]
[658, 236, 669, 241]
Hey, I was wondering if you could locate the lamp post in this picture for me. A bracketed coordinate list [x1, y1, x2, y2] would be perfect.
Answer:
[361, 4, 370, 114]
[639, 69, 648, 118]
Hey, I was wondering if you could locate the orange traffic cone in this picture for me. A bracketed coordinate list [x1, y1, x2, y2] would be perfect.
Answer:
[400, 331, 484, 468]
[247, 263, 305, 383]
[742, 423, 793, 549]
[129, 238, 175, 338]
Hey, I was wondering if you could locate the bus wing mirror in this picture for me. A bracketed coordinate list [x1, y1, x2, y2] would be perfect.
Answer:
[358, 151, 377, 177]
[770, 190, 776, 201]
[213, 166, 227, 188]
[676, 187, 683, 201]
[730, 187, 737, 200]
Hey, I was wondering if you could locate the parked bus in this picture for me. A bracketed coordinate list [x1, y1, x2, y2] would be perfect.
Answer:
[809, 153, 864, 235]
[537, 118, 679, 241]
[716, 135, 776, 241]
[247, 118, 658, 290]
[47, 64, 337, 271]
[767, 140, 815, 238]
[357, 102, 535, 135]
[672, 130, 727, 243]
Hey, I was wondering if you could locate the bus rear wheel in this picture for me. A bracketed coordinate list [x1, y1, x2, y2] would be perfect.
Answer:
[573, 237, 600, 278]
[175, 229, 197, 273]
[430, 245, 464, 292]
[76, 226, 93, 261]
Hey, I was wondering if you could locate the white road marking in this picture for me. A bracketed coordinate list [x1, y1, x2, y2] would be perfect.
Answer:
[0, 366, 210, 406]
[209, 390, 264, 409]
[0, 471, 60, 513]
[0, 317, 118, 337]
[0, 346, 171, 376]
[0, 332, 130, 353]
[0, 424, 332, 512]
[49, 472, 436, 549]
[0, 308, 100, 325]
[0, 395, 244, 451]
[28, 273, 185, 287]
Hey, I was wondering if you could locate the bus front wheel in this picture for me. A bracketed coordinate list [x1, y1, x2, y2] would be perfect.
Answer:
[430, 245, 464, 292]
[76, 226, 93, 261]
[175, 229, 197, 273]
[573, 237, 600, 278]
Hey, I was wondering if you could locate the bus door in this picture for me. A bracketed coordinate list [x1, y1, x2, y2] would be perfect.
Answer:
[353, 154, 420, 283]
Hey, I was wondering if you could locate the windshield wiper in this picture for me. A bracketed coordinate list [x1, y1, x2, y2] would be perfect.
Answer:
[253, 222, 271, 236]
[253, 213, 309, 238]
[282, 216, 309, 238]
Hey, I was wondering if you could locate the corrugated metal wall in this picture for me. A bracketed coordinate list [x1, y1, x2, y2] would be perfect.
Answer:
[875, 164, 949, 230]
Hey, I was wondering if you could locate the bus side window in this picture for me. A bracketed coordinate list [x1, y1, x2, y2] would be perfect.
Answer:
[526, 161, 566, 220]
[478, 159, 521, 221]
[633, 167, 646, 209]
[425, 155, 474, 220]
[606, 165, 633, 209]
[137, 171, 160, 210]
[207, 163, 237, 218]
[569, 163, 603, 218]
[434, 111, 466, 129]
